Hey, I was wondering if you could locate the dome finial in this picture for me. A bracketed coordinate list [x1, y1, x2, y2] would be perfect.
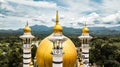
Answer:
[53, 10, 63, 33]
[56, 10, 59, 25]
[26, 20, 28, 26]
[24, 21, 31, 33]
[85, 21, 86, 26]
[82, 21, 89, 34]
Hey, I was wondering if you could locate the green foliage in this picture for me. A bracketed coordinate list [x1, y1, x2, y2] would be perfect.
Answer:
[89, 36, 120, 67]
[0, 34, 120, 67]
[0, 37, 22, 67]
[104, 60, 120, 67]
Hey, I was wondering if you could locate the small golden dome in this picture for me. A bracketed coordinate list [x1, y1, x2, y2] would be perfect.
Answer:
[53, 10, 63, 33]
[82, 26, 89, 34]
[24, 21, 31, 33]
[54, 24, 63, 33]
[82, 22, 89, 34]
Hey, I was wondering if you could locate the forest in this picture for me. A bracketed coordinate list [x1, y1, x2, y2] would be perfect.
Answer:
[0, 34, 120, 67]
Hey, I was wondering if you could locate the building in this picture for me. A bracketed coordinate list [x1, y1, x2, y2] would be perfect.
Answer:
[20, 10, 92, 67]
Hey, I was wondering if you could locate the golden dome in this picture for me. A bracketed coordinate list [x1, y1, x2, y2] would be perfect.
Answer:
[82, 26, 89, 34]
[54, 24, 63, 33]
[36, 10, 77, 67]
[36, 34, 77, 67]
[82, 22, 89, 34]
[53, 10, 63, 33]
[24, 21, 31, 33]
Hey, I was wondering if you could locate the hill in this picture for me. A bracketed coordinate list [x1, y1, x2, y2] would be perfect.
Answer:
[0, 25, 120, 37]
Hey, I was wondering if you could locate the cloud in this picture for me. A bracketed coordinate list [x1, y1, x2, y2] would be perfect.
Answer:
[102, 11, 120, 24]
[0, 0, 120, 30]
[0, 13, 5, 18]
[7, 0, 57, 8]
[0, 0, 15, 12]
[101, 0, 120, 14]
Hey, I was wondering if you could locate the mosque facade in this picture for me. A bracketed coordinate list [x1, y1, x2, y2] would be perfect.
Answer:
[20, 10, 92, 67]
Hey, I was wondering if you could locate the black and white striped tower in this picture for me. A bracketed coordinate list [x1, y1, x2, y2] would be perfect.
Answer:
[48, 10, 67, 67]
[20, 21, 35, 67]
[49, 33, 67, 67]
[78, 22, 92, 67]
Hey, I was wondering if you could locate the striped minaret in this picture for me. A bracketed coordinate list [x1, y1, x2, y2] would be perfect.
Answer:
[49, 10, 67, 67]
[78, 22, 92, 67]
[49, 33, 67, 67]
[20, 21, 35, 67]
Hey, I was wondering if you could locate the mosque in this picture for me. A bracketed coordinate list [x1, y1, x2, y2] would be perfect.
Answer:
[20, 10, 93, 67]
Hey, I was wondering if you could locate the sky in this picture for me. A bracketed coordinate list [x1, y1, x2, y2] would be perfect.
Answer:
[0, 0, 120, 30]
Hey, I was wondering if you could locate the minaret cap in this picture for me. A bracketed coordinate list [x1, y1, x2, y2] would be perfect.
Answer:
[53, 10, 63, 33]
[82, 22, 89, 34]
[24, 21, 31, 33]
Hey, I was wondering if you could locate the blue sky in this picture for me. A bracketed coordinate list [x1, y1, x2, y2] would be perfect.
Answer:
[0, 0, 120, 30]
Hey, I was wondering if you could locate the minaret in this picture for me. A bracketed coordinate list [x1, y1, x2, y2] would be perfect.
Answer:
[20, 21, 35, 67]
[78, 22, 92, 67]
[49, 10, 67, 67]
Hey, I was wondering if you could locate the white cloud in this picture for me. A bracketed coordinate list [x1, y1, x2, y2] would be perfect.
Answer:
[0, 0, 15, 12]
[102, 14, 117, 23]
[102, 11, 120, 24]
[0, 0, 120, 30]
[7, 0, 57, 8]
[0, 13, 5, 17]
[101, 0, 120, 15]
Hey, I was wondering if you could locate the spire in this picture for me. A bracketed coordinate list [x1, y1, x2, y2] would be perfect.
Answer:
[83, 16, 87, 27]
[84, 21, 86, 27]
[82, 21, 89, 34]
[26, 20, 28, 27]
[24, 21, 31, 33]
[53, 10, 63, 33]
[56, 10, 59, 25]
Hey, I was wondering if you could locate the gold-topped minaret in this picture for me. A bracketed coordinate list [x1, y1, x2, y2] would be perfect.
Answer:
[53, 10, 63, 33]
[82, 22, 89, 34]
[20, 21, 35, 67]
[24, 21, 31, 33]
[36, 10, 77, 67]
[78, 21, 92, 67]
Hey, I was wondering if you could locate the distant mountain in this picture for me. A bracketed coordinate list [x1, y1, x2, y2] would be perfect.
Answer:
[109, 26, 120, 31]
[89, 27, 109, 31]
[0, 25, 120, 37]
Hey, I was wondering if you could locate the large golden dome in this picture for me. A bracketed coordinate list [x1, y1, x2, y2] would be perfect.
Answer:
[36, 34, 77, 67]
[36, 11, 77, 67]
